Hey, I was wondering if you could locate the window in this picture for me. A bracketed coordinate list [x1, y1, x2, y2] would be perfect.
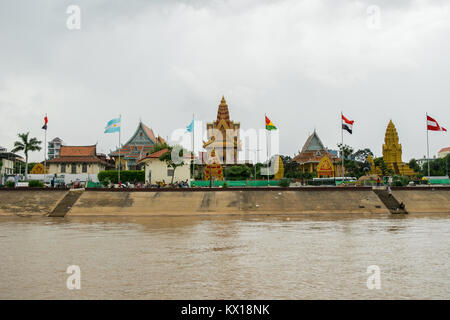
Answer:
[61, 164, 66, 173]
[82, 163, 87, 173]
[167, 169, 174, 177]
[71, 164, 76, 174]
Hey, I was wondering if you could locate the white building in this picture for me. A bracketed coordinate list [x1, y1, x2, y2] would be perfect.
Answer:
[48, 137, 64, 160]
[137, 148, 190, 185]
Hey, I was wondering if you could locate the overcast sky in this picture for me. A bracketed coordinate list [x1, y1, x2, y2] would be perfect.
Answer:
[0, 0, 449, 163]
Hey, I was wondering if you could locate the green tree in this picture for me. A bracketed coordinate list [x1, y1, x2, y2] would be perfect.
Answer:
[353, 148, 373, 163]
[374, 157, 394, 176]
[408, 158, 421, 173]
[420, 154, 450, 176]
[11, 132, 42, 179]
[225, 165, 252, 180]
[280, 155, 300, 178]
[337, 143, 354, 159]
[159, 145, 186, 184]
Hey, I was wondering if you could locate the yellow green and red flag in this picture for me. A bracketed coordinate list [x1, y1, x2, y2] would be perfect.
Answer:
[265, 115, 277, 130]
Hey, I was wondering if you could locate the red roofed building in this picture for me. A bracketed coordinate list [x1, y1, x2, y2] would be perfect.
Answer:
[109, 121, 166, 170]
[47, 145, 113, 174]
[438, 147, 450, 158]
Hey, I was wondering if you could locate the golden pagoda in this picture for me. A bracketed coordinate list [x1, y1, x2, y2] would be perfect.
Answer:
[203, 96, 241, 164]
[382, 120, 417, 177]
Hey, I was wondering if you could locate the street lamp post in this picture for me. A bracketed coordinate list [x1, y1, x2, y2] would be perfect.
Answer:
[247, 148, 261, 186]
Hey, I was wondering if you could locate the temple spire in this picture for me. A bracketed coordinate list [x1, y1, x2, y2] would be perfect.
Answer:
[217, 95, 230, 122]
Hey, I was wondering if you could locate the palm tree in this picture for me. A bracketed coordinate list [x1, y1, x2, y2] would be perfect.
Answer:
[11, 132, 42, 180]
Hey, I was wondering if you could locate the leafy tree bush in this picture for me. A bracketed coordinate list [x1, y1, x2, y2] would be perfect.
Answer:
[29, 180, 44, 188]
[98, 170, 145, 184]
[6, 181, 15, 188]
[225, 165, 252, 181]
[278, 178, 291, 187]
[101, 177, 111, 188]
[391, 175, 409, 186]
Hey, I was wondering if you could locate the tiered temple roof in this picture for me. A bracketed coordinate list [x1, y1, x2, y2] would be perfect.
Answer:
[293, 130, 340, 164]
[109, 121, 166, 164]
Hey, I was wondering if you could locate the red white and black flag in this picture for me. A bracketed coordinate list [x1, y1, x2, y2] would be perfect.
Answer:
[427, 115, 446, 132]
[42, 115, 48, 130]
[341, 114, 354, 134]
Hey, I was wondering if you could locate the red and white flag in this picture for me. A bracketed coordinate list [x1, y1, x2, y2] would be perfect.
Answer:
[42, 115, 48, 130]
[427, 115, 446, 132]
[341, 114, 354, 134]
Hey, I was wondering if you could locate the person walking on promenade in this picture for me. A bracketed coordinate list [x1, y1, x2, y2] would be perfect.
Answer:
[377, 177, 380, 186]
[387, 185, 392, 197]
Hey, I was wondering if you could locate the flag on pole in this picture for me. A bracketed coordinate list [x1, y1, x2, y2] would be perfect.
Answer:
[427, 115, 447, 132]
[42, 115, 48, 130]
[104, 117, 121, 133]
[265, 115, 277, 130]
[341, 114, 354, 134]
[186, 119, 194, 133]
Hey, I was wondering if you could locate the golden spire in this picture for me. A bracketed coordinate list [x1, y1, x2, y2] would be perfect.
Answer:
[217, 95, 230, 122]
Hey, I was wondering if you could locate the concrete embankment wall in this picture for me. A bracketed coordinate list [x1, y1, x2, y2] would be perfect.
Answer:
[68, 188, 388, 216]
[1, 188, 449, 216]
[393, 188, 450, 213]
[0, 189, 67, 216]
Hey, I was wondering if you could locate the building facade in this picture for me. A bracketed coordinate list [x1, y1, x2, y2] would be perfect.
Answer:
[0, 149, 22, 176]
[138, 148, 190, 184]
[47, 145, 113, 175]
[109, 121, 166, 170]
[0, 148, 23, 177]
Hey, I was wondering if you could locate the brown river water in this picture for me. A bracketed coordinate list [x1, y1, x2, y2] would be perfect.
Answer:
[0, 214, 449, 299]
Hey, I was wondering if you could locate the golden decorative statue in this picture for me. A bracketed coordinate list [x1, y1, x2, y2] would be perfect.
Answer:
[204, 148, 224, 181]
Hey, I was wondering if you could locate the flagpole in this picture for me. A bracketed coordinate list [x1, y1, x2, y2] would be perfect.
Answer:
[265, 113, 270, 187]
[44, 113, 47, 175]
[192, 113, 194, 184]
[426, 112, 430, 185]
[118, 114, 121, 186]
[341, 111, 344, 180]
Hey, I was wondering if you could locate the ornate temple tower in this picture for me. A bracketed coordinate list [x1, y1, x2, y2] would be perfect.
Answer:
[203, 96, 241, 164]
[382, 120, 416, 176]
[383, 120, 403, 164]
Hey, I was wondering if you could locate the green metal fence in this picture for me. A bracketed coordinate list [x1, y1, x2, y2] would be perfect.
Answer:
[191, 180, 279, 187]
[430, 179, 450, 185]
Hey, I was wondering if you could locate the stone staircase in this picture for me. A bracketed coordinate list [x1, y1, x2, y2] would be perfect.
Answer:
[373, 188, 407, 214]
[48, 189, 84, 217]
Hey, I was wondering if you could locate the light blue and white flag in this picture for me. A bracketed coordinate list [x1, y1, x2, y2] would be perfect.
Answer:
[104, 117, 121, 133]
[186, 118, 194, 133]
